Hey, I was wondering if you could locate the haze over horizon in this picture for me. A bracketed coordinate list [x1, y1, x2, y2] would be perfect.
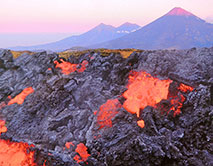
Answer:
[0, 0, 213, 48]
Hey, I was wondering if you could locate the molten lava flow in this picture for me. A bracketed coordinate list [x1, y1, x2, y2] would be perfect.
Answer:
[8, 87, 34, 105]
[94, 110, 97, 115]
[73, 155, 81, 163]
[1, 90, 37, 166]
[0, 120, 7, 134]
[96, 99, 121, 129]
[0, 120, 37, 166]
[168, 83, 194, 116]
[54, 59, 78, 75]
[137, 120, 145, 128]
[170, 94, 185, 116]
[73, 143, 90, 163]
[65, 142, 74, 149]
[123, 71, 172, 117]
[54, 59, 88, 75]
[77, 60, 88, 73]
[43, 160, 47, 166]
[122, 71, 194, 128]
[0, 140, 36, 166]
[94, 71, 194, 129]
[178, 83, 194, 93]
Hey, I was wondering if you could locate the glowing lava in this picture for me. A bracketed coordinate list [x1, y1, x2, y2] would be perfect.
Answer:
[178, 83, 194, 93]
[137, 120, 145, 128]
[123, 71, 172, 117]
[0, 140, 36, 166]
[54, 59, 88, 75]
[77, 60, 88, 73]
[170, 94, 185, 116]
[73, 143, 90, 163]
[94, 71, 193, 130]
[54, 59, 78, 75]
[65, 142, 74, 149]
[8, 87, 34, 105]
[169, 83, 194, 116]
[0, 120, 36, 166]
[96, 99, 121, 129]
[122, 71, 194, 128]
[0, 120, 7, 134]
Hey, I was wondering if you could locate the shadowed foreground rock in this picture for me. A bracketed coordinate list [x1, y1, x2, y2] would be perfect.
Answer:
[0, 48, 212, 166]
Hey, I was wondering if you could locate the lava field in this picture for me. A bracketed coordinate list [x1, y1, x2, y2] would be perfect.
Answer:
[0, 47, 212, 166]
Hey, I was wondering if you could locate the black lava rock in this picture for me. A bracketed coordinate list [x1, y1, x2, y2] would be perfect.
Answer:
[0, 48, 212, 166]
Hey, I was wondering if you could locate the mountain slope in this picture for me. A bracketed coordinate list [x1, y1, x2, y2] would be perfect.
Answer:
[10, 23, 141, 51]
[116, 22, 141, 33]
[91, 7, 213, 49]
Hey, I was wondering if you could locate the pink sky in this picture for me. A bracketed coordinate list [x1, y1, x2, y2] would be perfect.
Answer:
[0, 0, 213, 33]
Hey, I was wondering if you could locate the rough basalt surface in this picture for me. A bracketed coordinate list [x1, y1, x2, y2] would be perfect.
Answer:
[0, 47, 212, 166]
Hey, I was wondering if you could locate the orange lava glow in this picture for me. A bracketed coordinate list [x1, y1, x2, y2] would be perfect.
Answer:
[178, 83, 194, 93]
[8, 87, 34, 105]
[122, 71, 194, 128]
[0, 140, 36, 166]
[54, 59, 88, 75]
[0, 120, 7, 134]
[42, 160, 46, 166]
[73, 143, 90, 163]
[65, 142, 74, 149]
[73, 155, 81, 163]
[93, 110, 97, 115]
[93, 71, 193, 129]
[77, 60, 88, 73]
[0, 120, 37, 166]
[168, 83, 193, 116]
[96, 99, 121, 129]
[170, 94, 185, 116]
[54, 59, 77, 75]
[137, 120, 145, 128]
[123, 71, 172, 117]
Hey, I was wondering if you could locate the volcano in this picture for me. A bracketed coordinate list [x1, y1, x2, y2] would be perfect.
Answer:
[166, 7, 194, 16]
[92, 7, 213, 49]
[0, 47, 213, 165]
[10, 23, 141, 52]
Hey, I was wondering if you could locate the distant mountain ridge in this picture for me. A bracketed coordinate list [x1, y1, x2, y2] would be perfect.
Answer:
[91, 7, 213, 49]
[9, 7, 213, 51]
[10, 23, 141, 51]
[116, 22, 141, 33]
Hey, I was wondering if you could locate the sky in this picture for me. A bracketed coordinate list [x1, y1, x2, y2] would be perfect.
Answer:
[0, 0, 212, 47]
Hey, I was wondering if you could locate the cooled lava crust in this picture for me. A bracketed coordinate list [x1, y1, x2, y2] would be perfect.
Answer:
[0, 48, 213, 166]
